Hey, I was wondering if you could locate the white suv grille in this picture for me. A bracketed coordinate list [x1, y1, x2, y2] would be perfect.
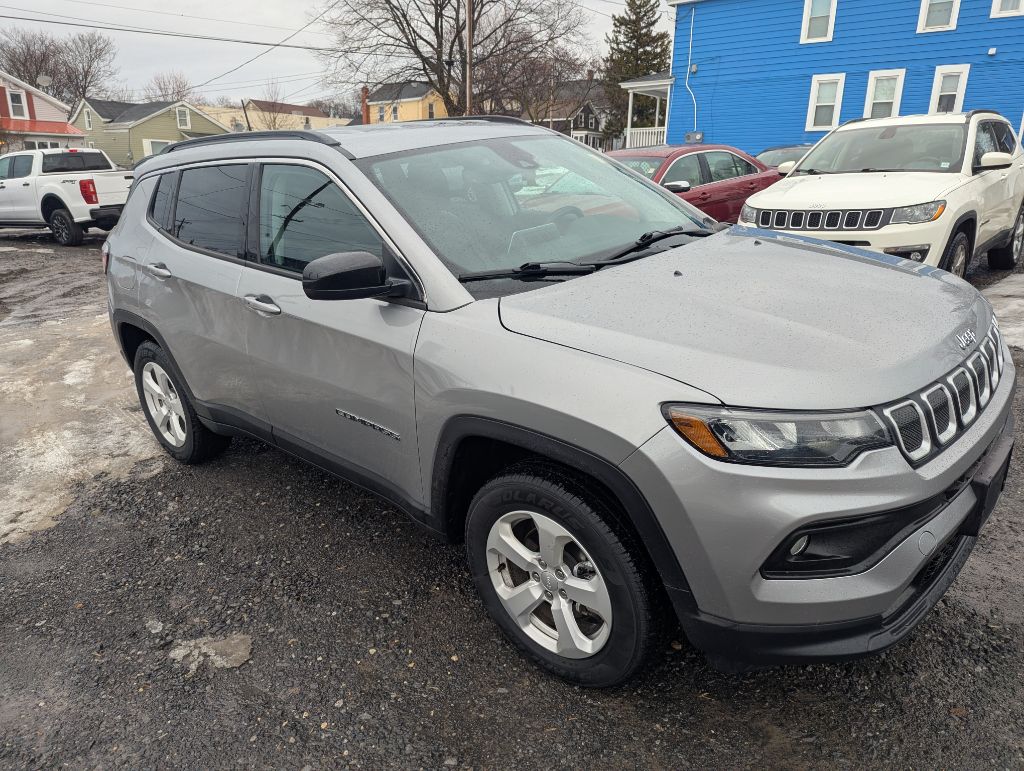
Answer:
[881, 323, 1006, 466]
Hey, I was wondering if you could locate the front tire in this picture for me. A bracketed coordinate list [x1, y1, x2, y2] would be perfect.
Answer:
[988, 206, 1023, 270]
[940, 230, 971, 279]
[133, 341, 230, 464]
[49, 208, 84, 246]
[465, 465, 660, 687]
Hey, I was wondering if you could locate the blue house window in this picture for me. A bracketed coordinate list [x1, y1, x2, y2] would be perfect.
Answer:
[801, 0, 837, 43]
[992, 0, 1024, 16]
[864, 69, 906, 119]
[917, 0, 961, 32]
[806, 73, 845, 131]
[929, 64, 970, 113]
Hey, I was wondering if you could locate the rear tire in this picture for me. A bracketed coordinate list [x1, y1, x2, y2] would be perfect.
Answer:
[465, 464, 660, 687]
[133, 341, 230, 464]
[939, 230, 971, 279]
[988, 206, 1023, 270]
[48, 208, 84, 246]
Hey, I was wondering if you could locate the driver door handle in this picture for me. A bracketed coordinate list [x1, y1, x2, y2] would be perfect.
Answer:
[146, 263, 171, 278]
[244, 294, 282, 316]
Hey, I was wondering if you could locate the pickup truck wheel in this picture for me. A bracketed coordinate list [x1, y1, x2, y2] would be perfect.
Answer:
[988, 206, 1023, 270]
[133, 341, 231, 464]
[49, 208, 84, 246]
[940, 230, 971, 279]
[465, 466, 659, 687]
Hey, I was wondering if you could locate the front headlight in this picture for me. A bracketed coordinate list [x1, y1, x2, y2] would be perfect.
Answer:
[663, 404, 893, 467]
[891, 201, 946, 225]
[740, 203, 756, 223]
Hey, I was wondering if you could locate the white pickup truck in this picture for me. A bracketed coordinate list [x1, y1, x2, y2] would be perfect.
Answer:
[0, 148, 133, 246]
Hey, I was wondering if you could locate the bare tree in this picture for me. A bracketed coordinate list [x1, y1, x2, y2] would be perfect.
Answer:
[254, 81, 301, 130]
[317, 0, 587, 117]
[143, 71, 195, 102]
[57, 32, 120, 105]
[0, 28, 64, 94]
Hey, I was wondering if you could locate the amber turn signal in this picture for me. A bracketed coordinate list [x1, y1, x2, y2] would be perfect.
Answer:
[665, 408, 728, 458]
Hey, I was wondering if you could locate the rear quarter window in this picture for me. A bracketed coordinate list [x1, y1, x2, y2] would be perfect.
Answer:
[148, 173, 175, 230]
[41, 152, 113, 173]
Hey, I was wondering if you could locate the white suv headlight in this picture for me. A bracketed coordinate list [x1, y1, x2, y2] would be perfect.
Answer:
[891, 201, 946, 225]
[740, 203, 756, 224]
[664, 405, 893, 467]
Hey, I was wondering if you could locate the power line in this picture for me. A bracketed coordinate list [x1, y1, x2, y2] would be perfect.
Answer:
[0, 12, 335, 50]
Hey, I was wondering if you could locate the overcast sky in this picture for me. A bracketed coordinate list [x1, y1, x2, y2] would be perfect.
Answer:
[18, 0, 673, 106]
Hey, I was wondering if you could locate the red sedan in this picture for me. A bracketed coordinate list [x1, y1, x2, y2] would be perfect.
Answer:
[607, 144, 781, 223]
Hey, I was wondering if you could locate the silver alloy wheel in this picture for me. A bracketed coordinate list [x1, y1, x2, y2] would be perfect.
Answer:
[951, 240, 968, 277]
[1013, 211, 1024, 264]
[485, 510, 612, 659]
[141, 361, 187, 447]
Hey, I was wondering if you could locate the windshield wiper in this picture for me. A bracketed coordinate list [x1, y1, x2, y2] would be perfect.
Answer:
[795, 168, 830, 175]
[857, 168, 904, 173]
[457, 261, 597, 283]
[592, 225, 713, 265]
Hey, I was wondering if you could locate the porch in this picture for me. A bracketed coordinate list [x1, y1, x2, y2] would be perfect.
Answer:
[619, 70, 673, 148]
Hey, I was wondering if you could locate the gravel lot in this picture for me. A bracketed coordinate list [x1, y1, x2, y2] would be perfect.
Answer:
[1, 232, 1023, 769]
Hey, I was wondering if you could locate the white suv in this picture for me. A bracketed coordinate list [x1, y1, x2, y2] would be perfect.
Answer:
[739, 112, 1024, 278]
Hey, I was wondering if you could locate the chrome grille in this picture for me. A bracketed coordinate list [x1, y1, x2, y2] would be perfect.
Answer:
[748, 207, 892, 231]
[882, 323, 1006, 466]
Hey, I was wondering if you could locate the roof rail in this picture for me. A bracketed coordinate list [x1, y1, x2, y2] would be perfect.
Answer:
[161, 130, 340, 154]
[417, 115, 535, 126]
[965, 109, 1003, 120]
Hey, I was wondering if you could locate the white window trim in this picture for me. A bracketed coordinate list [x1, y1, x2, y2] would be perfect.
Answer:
[88, 141, 96, 148]
[863, 68, 906, 119]
[7, 89, 28, 119]
[991, 0, 1024, 17]
[142, 138, 173, 156]
[928, 64, 970, 114]
[805, 73, 846, 132]
[917, 0, 961, 33]
[84, 109, 93, 130]
[800, 0, 838, 43]
[175, 107, 191, 130]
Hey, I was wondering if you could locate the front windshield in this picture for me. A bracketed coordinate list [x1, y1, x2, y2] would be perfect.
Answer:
[355, 136, 706, 279]
[612, 156, 666, 179]
[794, 124, 966, 175]
[756, 147, 809, 167]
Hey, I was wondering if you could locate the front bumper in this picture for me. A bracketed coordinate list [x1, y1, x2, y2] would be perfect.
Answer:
[621, 356, 1015, 666]
[88, 205, 124, 224]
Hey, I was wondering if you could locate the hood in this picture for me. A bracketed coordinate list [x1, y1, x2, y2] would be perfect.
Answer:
[498, 230, 991, 410]
[747, 171, 965, 210]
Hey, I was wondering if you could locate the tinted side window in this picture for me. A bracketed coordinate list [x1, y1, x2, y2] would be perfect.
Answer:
[705, 151, 751, 182]
[662, 154, 702, 186]
[171, 165, 248, 256]
[991, 122, 1019, 155]
[257, 164, 383, 273]
[0, 157, 10, 180]
[149, 173, 174, 230]
[731, 154, 758, 176]
[974, 123, 999, 167]
[9, 155, 32, 179]
[41, 152, 112, 173]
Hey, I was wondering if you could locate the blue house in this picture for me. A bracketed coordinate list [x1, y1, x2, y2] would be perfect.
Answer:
[660, 0, 1024, 152]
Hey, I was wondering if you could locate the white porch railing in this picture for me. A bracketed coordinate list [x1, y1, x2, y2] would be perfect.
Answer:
[626, 126, 666, 148]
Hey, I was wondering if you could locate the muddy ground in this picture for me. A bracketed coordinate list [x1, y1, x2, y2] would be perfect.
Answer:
[1, 232, 1023, 769]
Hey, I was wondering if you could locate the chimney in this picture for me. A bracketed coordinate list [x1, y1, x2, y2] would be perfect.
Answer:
[361, 86, 370, 125]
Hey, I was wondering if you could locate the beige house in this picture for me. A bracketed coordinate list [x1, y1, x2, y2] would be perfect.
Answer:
[0, 70, 84, 152]
[69, 98, 229, 167]
[205, 100, 352, 133]
[366, 82, 448, 123]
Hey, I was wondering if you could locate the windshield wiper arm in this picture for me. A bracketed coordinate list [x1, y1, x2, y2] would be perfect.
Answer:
[457, 261, 597, 283]
[591, 225, 713, 265]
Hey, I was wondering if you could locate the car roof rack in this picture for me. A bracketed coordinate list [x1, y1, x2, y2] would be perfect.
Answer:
[161, 130, 340, 154]
[415, 115, 535, 126]
[965, 109, 1003, 120]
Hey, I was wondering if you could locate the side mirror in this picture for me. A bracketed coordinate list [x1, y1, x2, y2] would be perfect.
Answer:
[776, 160, 796, 175]
[977, 151, 1013, 171]
[302, 251, 410, 301]
[663, 180, 691, 193]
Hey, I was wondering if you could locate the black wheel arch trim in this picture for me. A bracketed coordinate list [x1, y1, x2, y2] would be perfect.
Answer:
[949, 210, 978, 254]
[431, 415, 698, 616]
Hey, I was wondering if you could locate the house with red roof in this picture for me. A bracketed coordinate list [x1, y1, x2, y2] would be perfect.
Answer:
[0, 70, 84, 153]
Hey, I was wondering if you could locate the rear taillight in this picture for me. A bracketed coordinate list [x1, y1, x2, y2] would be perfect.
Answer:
[79, 179, 98, 205]
[101, 241, 110, 274]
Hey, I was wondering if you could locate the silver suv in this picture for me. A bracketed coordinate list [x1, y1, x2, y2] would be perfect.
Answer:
[104, 120, 1015, 686]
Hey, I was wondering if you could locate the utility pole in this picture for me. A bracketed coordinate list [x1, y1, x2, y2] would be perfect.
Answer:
[465, 0, 473, 115]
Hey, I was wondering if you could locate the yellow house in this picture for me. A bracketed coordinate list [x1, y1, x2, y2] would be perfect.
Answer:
[366, 82, 448, 123]
[204, 100, 352, 133]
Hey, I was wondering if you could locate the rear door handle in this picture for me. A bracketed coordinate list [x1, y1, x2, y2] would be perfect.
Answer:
[146, 263, 171, 278]
[244, 294, 282, 315]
